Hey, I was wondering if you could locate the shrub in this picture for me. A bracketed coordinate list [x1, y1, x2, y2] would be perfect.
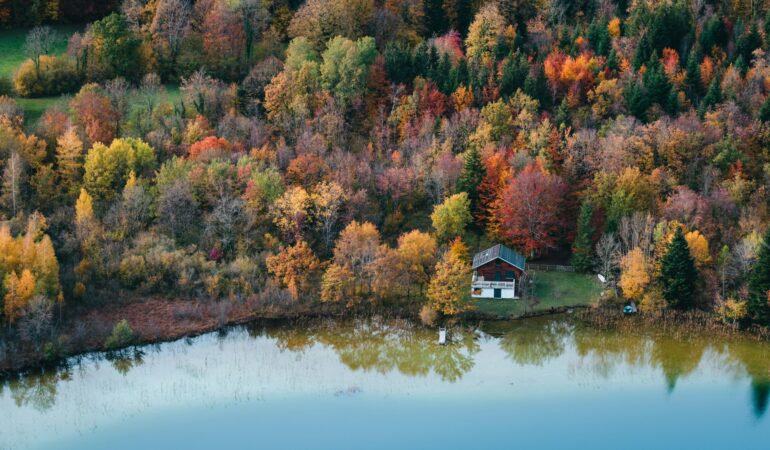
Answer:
[14, 55, 80, 98]
[104, 319, 136, 350]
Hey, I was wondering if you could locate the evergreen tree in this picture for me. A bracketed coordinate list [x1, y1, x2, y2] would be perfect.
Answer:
[759, 96, 770, 123]
[643, 52, 671, 108]
[659, 228, 698, 310]
[624, 81, 649, 121]
[735, 23, 761, 74]
[413, 42, 430, 78]
[554, 98, 570, 127]
[457, 146, 485, 217]
[699, 15, 728, 56]
[699, 76, 722, 117]
[499, 51, 529, 98]
[423, 0, 448, 36]
[437, 53, 452, 93]
[571, 200, 595, 272]
[383, 42, 414, 85]
[606, 48, 619, 72]
[450, 57, 469, 91]
[747, 228, 770, 324]
[684, 50, 702, 99]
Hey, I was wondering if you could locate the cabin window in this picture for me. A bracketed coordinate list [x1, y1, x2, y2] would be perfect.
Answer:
[506, 271, 514, 280]
[494, 271, 501, 281]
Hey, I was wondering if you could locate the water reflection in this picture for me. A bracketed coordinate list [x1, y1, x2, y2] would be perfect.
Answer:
[6, 368, 70, 411]
[4, 316, 770, 420]
[107, 349, 145, 376]
[249, 318, 480, 382]
[494, 319, 571, 366]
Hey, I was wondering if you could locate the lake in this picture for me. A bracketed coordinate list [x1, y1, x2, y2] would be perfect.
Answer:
[2, 316, 770, 449]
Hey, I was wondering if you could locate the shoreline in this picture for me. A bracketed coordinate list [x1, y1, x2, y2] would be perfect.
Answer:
[2, 297, 767, 376]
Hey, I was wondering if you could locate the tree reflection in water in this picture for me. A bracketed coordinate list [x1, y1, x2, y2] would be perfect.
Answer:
[106, 348, 145, 376]
[250, 317, 480, 382]
[494, 317, 571, 366]
[5, 367, 72, 411]
[5, 316, 770, 418]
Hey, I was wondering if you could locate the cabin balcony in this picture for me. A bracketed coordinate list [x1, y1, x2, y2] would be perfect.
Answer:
[471, 274, 516, 299]
[471, 280, 515, 289]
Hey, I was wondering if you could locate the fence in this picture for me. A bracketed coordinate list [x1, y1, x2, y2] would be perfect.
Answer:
[526, 263, 575, 272]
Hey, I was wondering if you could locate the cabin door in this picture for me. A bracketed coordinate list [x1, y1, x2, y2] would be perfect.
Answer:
[493, 288, 502, 299]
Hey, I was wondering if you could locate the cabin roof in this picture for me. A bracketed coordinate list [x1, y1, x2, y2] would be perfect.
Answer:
[472, 244, 526, 271]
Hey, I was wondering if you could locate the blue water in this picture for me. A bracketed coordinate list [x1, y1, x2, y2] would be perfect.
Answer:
[2, 317, 769, 449]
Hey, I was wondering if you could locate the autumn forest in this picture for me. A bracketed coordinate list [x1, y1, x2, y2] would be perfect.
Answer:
[2, 0, 770, 368]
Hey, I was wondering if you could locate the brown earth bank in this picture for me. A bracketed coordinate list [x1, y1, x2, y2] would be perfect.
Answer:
[0, 296, 385, 374]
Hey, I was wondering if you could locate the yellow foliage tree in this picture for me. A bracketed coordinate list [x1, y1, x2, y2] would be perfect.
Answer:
[266, 240, 322, 300]
[396, 230, 437, 293]
[4, 269, 36, 323]
[75, 188, 95, 224]
[426, 244, 471, 316]
[619, 248, 650, 300]
[56, 127, 84, 199]
[685, 230, 711, 267]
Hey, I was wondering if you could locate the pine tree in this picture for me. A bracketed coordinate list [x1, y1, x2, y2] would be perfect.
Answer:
[759, 96, 770, 123]
[624, 81, 649, 121]
[457, 146, 485, 218]
[571, 200, 595, 272]
[659, 228, 698, 310]
[643, 52, 671, 108]
[699, 76, 722, 117]
[747, 228, 770, 324]
[684, 50, 702, 99]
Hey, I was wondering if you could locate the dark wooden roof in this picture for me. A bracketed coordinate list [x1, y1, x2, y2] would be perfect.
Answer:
[472, 244, 526, 271]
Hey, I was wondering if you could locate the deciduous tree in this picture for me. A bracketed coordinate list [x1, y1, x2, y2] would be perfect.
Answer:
[497, 164, 568, 256]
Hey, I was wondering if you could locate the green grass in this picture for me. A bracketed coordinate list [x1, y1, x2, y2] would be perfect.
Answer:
[0, 25, 80, 79]
[470, 271, 604, 318]
[16, 95, 70, 125]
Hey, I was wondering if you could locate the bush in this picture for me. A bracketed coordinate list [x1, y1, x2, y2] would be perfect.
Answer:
[104, 319, 136, 350]
[14, 55, 80, 98]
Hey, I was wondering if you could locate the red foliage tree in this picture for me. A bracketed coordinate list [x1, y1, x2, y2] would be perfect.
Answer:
[496, 163, 568, 255]
[69, 89, 118, 145]
[188, 136, 234, 160]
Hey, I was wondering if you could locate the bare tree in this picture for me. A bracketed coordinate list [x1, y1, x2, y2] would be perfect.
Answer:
[596, 232, 621, 281]
[24, 26, 57, 76]
[151, 0, 192, 64]
[1, 152, 25, 217]
[617, 212, 655, 257]
[158, 179, 199, 242]
[18, 296, 53, 348]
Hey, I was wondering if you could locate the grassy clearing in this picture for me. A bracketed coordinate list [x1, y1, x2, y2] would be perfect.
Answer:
[16, 95, 70, 125]
[469, 271, 604, 318]
[0, 25, 79, 79]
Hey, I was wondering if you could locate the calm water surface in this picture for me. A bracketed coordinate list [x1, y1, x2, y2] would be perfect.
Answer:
[2, 316, 770, 449]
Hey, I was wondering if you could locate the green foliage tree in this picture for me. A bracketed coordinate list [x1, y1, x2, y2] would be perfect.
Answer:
[457, 146, 484, 218]
[571, 200, 594, 272]
[659, 228, 698, 310]
[747, 228, 770, 325]
[91, 12, 141, 80]
[104, 319, 135, 350]
[431, 192, 472, 242]
[83, 138, 156, 209]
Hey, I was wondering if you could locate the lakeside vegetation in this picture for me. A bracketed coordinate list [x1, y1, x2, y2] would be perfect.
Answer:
[2, 0, 770, 369]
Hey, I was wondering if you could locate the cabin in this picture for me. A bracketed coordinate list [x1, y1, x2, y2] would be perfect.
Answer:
[471, 244, 526, 299]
